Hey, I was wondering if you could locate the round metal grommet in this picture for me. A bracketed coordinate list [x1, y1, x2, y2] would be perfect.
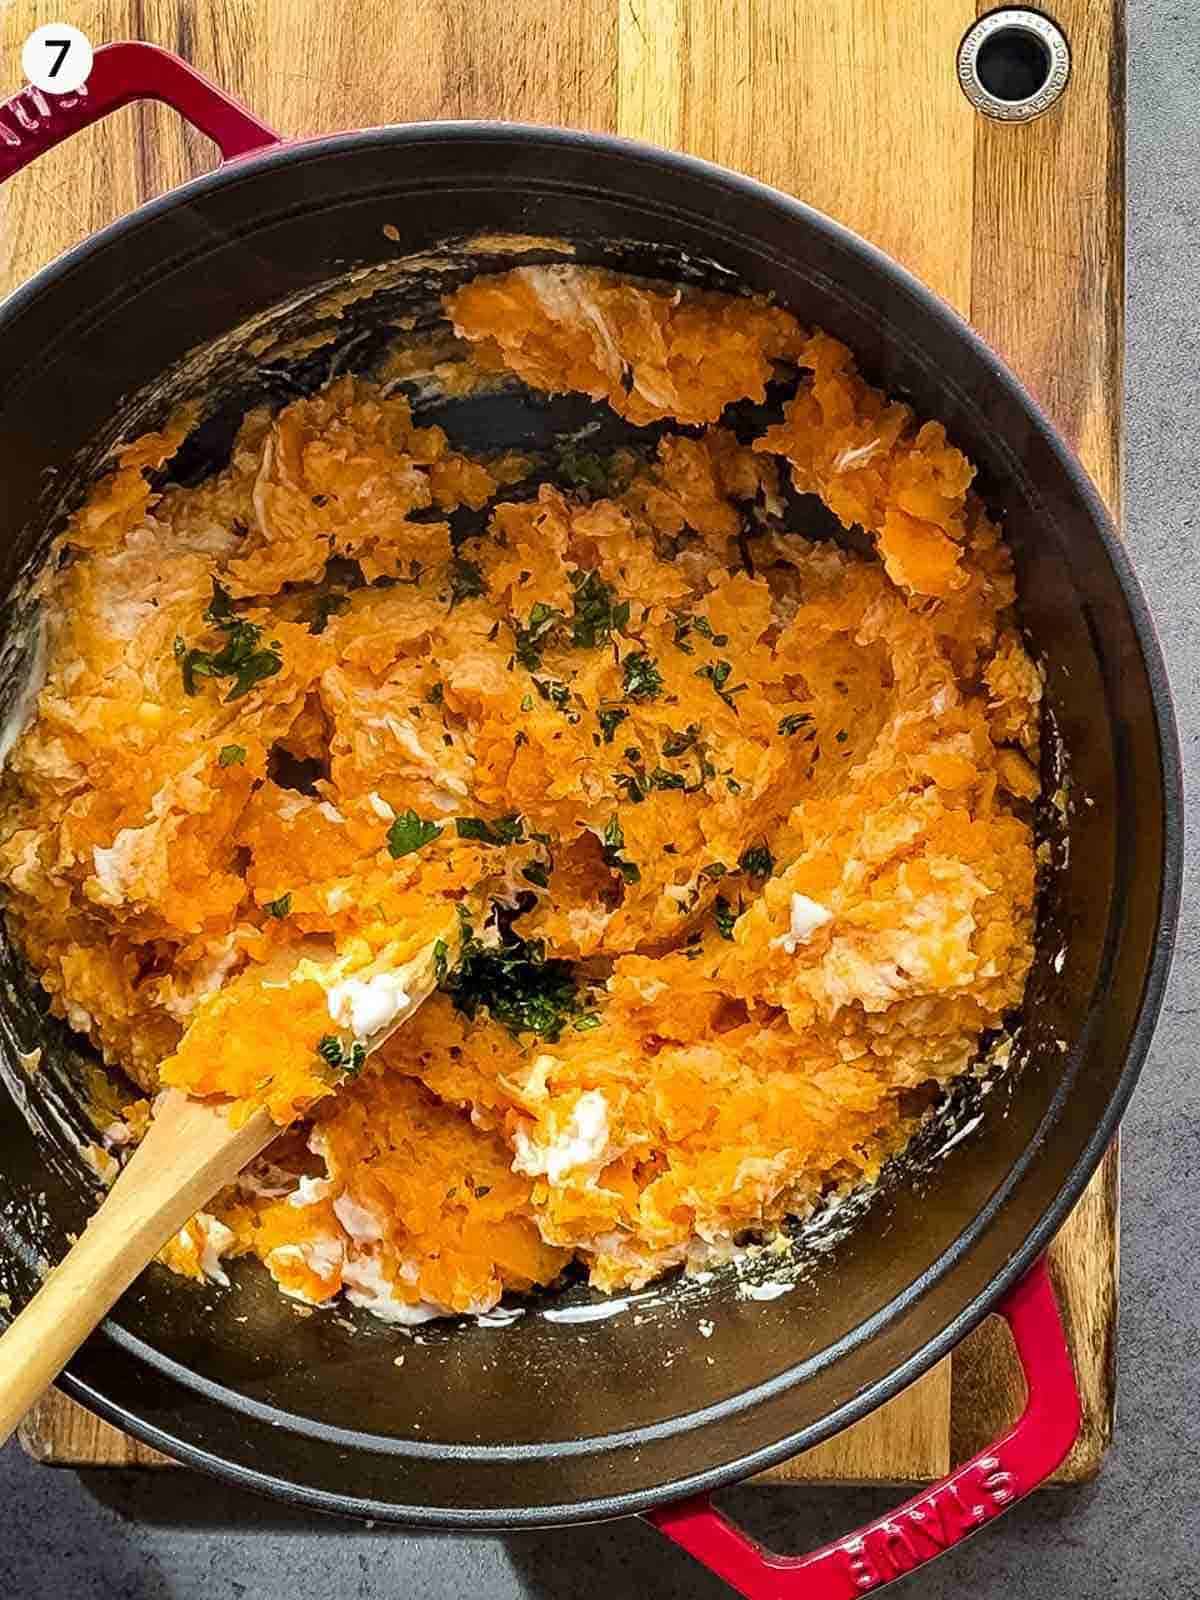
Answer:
[957, 9, 1071, 123]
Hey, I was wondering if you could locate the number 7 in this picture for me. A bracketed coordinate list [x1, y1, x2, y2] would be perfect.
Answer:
[44, 38, 71, 78]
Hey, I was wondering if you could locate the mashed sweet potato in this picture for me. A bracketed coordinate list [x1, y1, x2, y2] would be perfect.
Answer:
[0, 263, 1040, 1321]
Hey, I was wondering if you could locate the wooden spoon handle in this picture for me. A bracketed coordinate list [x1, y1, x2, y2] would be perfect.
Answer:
[0, 933, 450, 1442]
[0, 1092, 275, 1444]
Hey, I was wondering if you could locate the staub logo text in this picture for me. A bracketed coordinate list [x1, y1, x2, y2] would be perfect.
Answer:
[0, 83, 89, 152]
[836, 1455, 1016, 1591]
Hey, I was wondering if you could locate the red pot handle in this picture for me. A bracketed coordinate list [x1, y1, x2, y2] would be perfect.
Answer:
[0, 39, 279, 185]
[647, 1256, 1080, 1598]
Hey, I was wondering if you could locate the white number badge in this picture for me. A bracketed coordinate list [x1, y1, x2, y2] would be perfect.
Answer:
[21, 23, 94, 95]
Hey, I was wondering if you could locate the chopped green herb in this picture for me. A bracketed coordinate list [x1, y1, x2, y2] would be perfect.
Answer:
[778, 712, 814, 737]
[673, 611, 730, 651]
[433, 938, 449, 984]
[425, 681, 445, 706]
[442, 920, 595, 1042]
[696, 659, 746, 712]
[522, 860, 551, 888]
[317, 1034, 344, 1069]
[570, 569, 630, 649]
[448, 557, 486, 606]
[574, 1012, 601, 1032]
[692, 615, 728, 647]
[218, 744, 246, 768]
[456, 813, 525, 846]
[387, 810, 443, 858]
[713, 895, 738, 941]
[597, 706, 629, 743]
[601, 814, 641, 883]
[177, 602, 283, 702]
[204, 581, 236, 626]
[513, 600, 564, 669]
[510, 575, 631, 669]
[533, 677, 571, 710]
[739, 842, 775, 877]
[836, 728, 848, 743]
[726, 776, 743, 794]
[662, 724, 700, 758]
[700, 861, 728, 879]
[615, 770, 648, 804]
[316, 1035, 366, 1076]
[264, 893, 291, 919]
[622, 651, 663, 702]
[648, 767, 686, 792]
[520, 693, 534, 713]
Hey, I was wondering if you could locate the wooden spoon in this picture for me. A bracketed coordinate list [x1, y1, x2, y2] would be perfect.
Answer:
[0, 1090, 276, 1444]
[0, 932, 448, 1445]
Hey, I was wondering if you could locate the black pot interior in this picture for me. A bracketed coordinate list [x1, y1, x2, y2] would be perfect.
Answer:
[0, 128, 1179, 1525]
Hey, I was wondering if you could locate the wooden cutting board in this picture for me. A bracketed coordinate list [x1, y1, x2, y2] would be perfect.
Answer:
[1, 0, 1122, 1484]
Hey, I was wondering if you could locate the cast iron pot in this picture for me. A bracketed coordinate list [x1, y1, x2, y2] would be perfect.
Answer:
[0, 42, 1182, 1599]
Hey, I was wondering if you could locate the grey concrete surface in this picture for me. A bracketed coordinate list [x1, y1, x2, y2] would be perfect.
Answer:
[1, 1, 1197, 1594]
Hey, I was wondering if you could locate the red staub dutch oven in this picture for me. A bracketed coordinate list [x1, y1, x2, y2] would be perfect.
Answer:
[0, 42, 1182, 1599]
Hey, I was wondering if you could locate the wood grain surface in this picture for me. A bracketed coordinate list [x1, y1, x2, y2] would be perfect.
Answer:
[0, 0, 1123, 1484]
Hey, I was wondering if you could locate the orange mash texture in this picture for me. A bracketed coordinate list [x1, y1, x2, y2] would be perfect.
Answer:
[0, 265, 1040, 1318]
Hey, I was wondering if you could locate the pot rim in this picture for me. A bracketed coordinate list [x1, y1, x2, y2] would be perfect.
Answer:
[3, 118, 1184, 1526]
